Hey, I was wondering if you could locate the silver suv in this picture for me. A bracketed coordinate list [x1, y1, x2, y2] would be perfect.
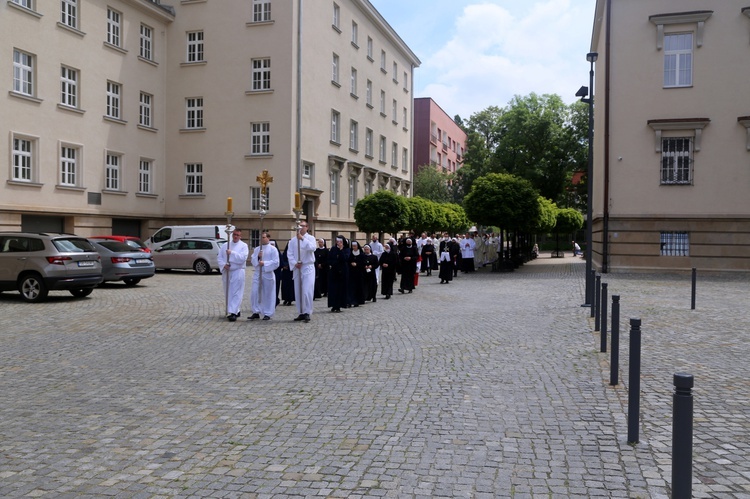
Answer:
[0, 232, 103, 302]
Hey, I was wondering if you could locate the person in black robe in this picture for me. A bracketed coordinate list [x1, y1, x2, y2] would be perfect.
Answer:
[362, 244, 379, 302]
[449, 238, 461, 277]
[439, 244, 454, 284]
[398, 238, 418, 293]
[327, 236, 349, 312]
[347, 241, 366, 307]
[421, 239, 438, 277]
[271, 240, 282, 307]
[314, 238, 329, 299]
[280, 243, 295, 306]
[378, 243, 398, 299]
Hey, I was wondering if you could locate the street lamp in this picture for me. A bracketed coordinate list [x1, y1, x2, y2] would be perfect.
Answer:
[579, 51, 597, 307]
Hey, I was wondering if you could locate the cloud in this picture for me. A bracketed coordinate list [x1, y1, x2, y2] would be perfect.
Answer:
[414, 0, 593, 118]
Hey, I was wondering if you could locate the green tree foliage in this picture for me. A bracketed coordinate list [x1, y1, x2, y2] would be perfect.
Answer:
[534, 197, 558, 234]
[443, 203, 470, 235]
[354, 190, 409, 236]
[404, 196, 445, 234]
[463, 173, 540, 230]
[413, 165, 451, 203]
[554, 207, 584, 235]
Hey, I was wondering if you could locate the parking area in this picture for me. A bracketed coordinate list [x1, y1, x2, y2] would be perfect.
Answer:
[0, 260, 748, 497]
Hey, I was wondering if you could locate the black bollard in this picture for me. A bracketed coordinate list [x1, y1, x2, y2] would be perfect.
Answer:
[672, 373, 694, 499]
[594, 274, 601, 331]
[691, 268, 696, 310]
[610, 295, 620, 386]
[590, 270, 596, 318]
[627, 318, 641, 444]
[600, 282, 608, 353]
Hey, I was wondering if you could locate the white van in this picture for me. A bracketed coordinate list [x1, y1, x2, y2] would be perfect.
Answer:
[145, 225, 234, 249]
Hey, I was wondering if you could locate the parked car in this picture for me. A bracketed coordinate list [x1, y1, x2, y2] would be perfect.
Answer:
[145, 225, 232, 250]
[151, 238, 224, 275]
[88, 239, 155, 286]
[90, 235, 151, 253]
[0, 232, 103, 302]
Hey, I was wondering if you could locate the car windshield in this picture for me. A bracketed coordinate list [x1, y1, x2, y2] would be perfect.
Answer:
[53, 238, 97, 253]
[96, 241, 135, 252]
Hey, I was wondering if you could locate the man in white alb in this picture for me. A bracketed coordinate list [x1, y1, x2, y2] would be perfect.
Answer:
[287, 221, 317, 322]
[217, 228, 249, 321]
[248, 231, 280, 321]
[369, 234, 384, 284]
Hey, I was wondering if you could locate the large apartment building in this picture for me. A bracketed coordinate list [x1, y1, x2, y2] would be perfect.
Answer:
[412, 97, 466, 176]
[590, 0, 750, 272]
[1, 0, 419, 244]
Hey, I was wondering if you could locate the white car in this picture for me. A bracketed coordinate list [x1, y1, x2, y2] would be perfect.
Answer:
[151, 238, 224, 275]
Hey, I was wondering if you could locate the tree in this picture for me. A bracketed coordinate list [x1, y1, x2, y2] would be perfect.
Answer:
[442, 203, 470, 235]
[413, 165, 451, 203]
[354, 190, 409, 237]
[552, 207, 584, 255]
[533, 197, 558, 235]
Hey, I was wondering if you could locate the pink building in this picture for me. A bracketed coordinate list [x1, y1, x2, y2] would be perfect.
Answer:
[412, 97, 467, 176]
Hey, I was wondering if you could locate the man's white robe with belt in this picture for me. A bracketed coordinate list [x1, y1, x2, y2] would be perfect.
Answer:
[250, 243, 280, 317]
[218, 239, 249, 316]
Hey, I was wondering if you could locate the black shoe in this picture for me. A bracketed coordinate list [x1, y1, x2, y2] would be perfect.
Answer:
[398, 289, 404, 294]
[293, 314, 305, 321]
[228, 314, 237, 322]
[331, 308, 341, 313]
[248, 313, 260, 320]
[385, 295, 390, 300]
[303, 314, 310, 323]
[372, 298, 377, 302]
[408, 290, 412, 293]
[262, 316, 271, 321]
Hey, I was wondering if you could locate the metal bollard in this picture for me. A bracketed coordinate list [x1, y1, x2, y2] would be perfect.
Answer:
[594, 274, 601, 331]
[590, 270, 596, 318]
[610, 295, 620, 386]
[600, 282, 608, 353]
[691, 268, 696, 310]
[672, 373, 694, 499]
[627, 318, 641, 444]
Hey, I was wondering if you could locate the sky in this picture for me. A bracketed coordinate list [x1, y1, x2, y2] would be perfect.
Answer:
[369, 0, 597, 120]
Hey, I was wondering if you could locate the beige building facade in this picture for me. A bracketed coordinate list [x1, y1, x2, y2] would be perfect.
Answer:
[590, 0, 750, 272]
[1, 0, 419, 245]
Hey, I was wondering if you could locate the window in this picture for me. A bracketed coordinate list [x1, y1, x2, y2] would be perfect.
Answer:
[12, 0, 33, 8]
[349, 176, 356, 206]
[139, 92, 153, 128]
[330, 171, 338, 204]
[60, 66, 78, 108]
[365, 128, 373, 157]
[366, 80, 372, 107]
[185, 163, 203, 194]
[349, 120, 358, 151]
[391, 142, 398, 167]
[402, 147, 408, 172]
[12, 136, 34, 182]
[302, 163, 312, 179]
[392, 99, 398, 122]
[106, 81, 121, 119]
[187, 31, 204, 63]
[140, 24, 153, 61]
[379, 135, 386, 163]
[251, 122, 270, 155]
[403, 107, 408, 128]
[380, 90, 386, 115]
[380, 50, 386, 72]
[661, 137, 692, 185]
[139, 159, 152, 193]
[332, 54, 339, 84]
[392, 62, 398, 82]
[367, 37, 373, 60]
[663, 33, 692, 88]
[403, 71, 408, 91]
[331, 110, 340, 143]
[105, 152, 121, 190]
[252, 58, 271, 91]
[61, 0, 78, 29]
[253, 0, 271, 23]
[60, 145, 78, 186]
[350, 68, 357, 96]
[107, 8, 122, 47]
[186, 97, 204, 129]
[250, 186, 270, 211]
[13, 49, 34, 96]
[351, 21, 358, 46]
[332, 3, 340, 30]
[660, 232, 689, 256]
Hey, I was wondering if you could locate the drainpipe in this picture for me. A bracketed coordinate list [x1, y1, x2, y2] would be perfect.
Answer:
[602, 0, 612, 273]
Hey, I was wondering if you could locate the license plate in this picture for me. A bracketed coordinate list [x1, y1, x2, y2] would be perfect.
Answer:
[78, 260, 95, 267]
[135, 259, 151, 264]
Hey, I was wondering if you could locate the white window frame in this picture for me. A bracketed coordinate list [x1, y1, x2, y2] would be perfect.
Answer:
[185, 163, 203, 194]
[332, 2, 340, 30]
[403, 71, 408, 91]
[107, 8, 122, 47]
[380, 50, 386, 72]
[331, 110, 341, 144]
[380, 90, 386, 115]
[660, 137, 693, 185]
[60, 144, 80, 187]
[11, 135, 36, 182]
[138, 158, 152, 194]
[402, 147, 408, 172]
[106, 81, 121, 120]
[186, 97, 204, 129]
[392, 61, 398, 82]
[61, 0, 78, 29]
[351, 21, 358, 46]
[250, 185, 270, 211]
[379, 135, 386, 163]
[139, 92, 153, 128]
[392, 99, 398, 123]
[330, 171, 339, 204]
[140, 24, 153, 61]
[365, 128, 373, 157]
[60, 66, 78, 108]
[12, 0, 34, 9]
[252, 58, 271, 91]
[403, 107, 408, 128]
[13, 49, 34, 97]
[663, 33, 693, 88]
[350, 67, 357, 96]
[349, 120, 359, 151]
[302, 163, 313, 179]
[252, 0, 271, 23]
[366, 80, 372, 107]
[332, 53, 339, 84]
[348, 175, 356, 206]
[105, 152, 121, 191]
[187, 31, 204, 63]
[367, 37, 373, 60]
[391, 142, 398, 167]
[251, 122, 271, 155]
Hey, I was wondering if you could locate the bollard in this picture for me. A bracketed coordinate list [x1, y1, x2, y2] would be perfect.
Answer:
[594, 274, 602, 331]
[590, 270, 596, 318]
[672, 373, 694, 499]
[627, 318, 641, 444]
[610, 295, 620, 386]
[600, 283, 608, 353]
[691, 268, 696, 310]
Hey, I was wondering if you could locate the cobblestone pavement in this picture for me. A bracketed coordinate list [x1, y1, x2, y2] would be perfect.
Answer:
[0, 256, 747, 498]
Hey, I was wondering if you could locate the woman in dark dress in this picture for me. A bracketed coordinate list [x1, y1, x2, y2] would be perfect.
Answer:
[347, 241, 366, 307]
[314, 238, 329, 299]
[362, 244, 379, 302]
[438, 243, 454, 284]
[327, 236, 349, 312]
[398, 238, 418, 293]
[421, 239, 438, 276]
[280, 243, 295, 306]
[378, 243, 398, 299]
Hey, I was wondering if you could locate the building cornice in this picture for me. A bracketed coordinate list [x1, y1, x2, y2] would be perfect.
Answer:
[354, 0, 420, 67]
[647, 118, 710, 152]
[122, 0, 176, 22]
[649, 11, 713, 49]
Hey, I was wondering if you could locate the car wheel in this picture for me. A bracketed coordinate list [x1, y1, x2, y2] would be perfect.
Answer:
[123, 278, 141, 286]
[193, 259, 211, 275]
[18, 274, 49, 303]
[70, 288, 93, 298]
